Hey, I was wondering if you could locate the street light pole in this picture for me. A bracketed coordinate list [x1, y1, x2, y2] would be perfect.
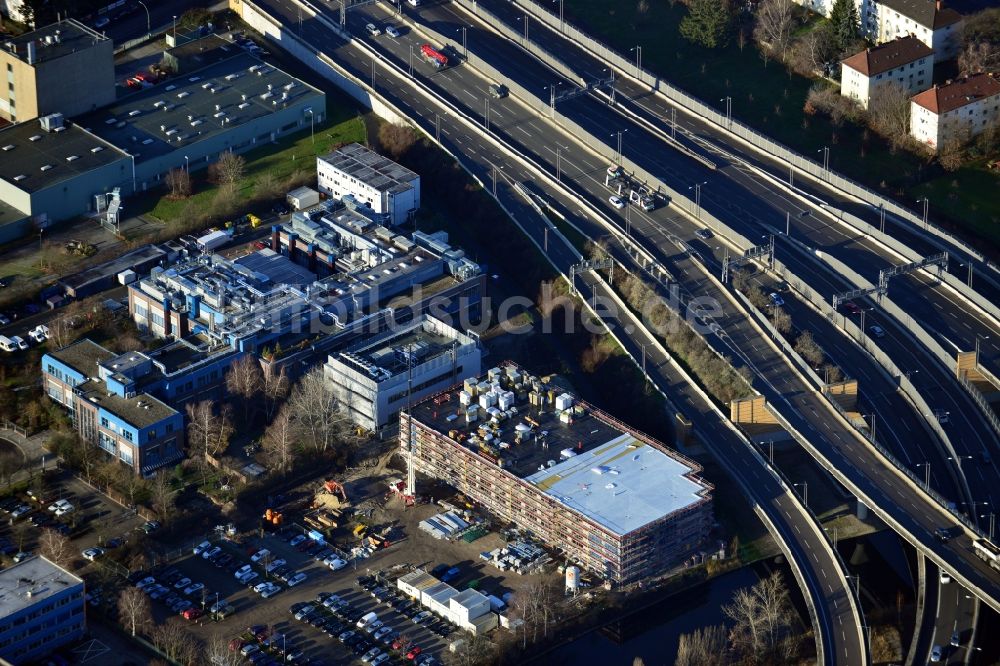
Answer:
[879, 203, 885, 233]
[795, 482, 808, 508]
[484, 98, 490, 132]
[306, 108, 314, 144]
[720, 96, 732, 127]
[136, 0, 150, 37]
[917, 462, 931, 490]
[556, 147, 562, 182]
[630, 45, 641, 77]
[409, 45, 414, 77]
[818, 146, 830, 173]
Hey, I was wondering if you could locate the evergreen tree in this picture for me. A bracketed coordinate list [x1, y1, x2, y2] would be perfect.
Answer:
[829, 0, 860, 50]
[679, 0, 734, 49]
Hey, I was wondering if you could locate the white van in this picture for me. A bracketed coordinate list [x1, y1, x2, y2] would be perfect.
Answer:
[0, 336, 16, 352]
[11, 336, 27, 351]
[356, 611, 378, 629]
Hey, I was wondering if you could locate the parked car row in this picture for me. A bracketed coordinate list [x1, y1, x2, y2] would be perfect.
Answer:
[135, 567, 215, 618]
[230, 623, 305, 664]
[358, 575, 453, 639]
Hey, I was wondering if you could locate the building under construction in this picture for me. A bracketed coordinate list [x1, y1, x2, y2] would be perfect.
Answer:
[400, 363, 713, 585]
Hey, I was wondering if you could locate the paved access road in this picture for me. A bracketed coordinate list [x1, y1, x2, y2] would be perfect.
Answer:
[322, 0, 1000, 592]
[468, 0, 1000, 375]
[393, 0, 999, 512]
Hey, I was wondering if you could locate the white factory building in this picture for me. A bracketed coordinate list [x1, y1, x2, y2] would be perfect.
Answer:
[316, 143, 420, 226]
[324, 315, 481, 432]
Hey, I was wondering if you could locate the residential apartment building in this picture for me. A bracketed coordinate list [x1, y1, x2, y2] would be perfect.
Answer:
[841, 36, 934, 109]
[401, 364, 713, 584]
[0, 19, 115, 123]
[910, 73, 1000, 150]
[874, 0, 963, 60]
[316, 143, 420, 226]
[42, 339, 185, 475]
[325, 315, 482, 431]
[0, 557, 85, 664]
[793, 0, 962, 60]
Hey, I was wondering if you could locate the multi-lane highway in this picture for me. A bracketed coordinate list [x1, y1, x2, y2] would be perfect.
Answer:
[399, 0, 1000, 512]
[470, 0, 1000, 370]
[240, 0, 867, 661]
[313, 0, 1000, 602]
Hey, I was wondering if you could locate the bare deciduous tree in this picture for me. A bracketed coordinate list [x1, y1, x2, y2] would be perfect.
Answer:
[261, 363, 289, 422]
[753, 0, 796, 58]
[868, 82, 911, 148]
[675, 624, 728, 666]
[150, 471, 176, 524]
[795, 330, 825, 367]
[262, 406, 296, 474]
[207, 636, 243, 666]
[118, 586, 152, 637]
[186, 401, 235, 458]
[165, 168, 191, 199]
[723, 571, 798, 664]
[215, 150, 246, 194]
[378, 122, 418, 159]
[38, 528, 73, 567]
[226, 354, 263, 422]
[286, 367, 352, 453]
[152, 619, 201, 664]
[772, 307, 792, 335]
[958, 41, 1000, 75]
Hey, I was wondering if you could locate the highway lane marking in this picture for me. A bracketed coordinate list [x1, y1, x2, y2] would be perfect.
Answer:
[463, 89, 477, 100]
[516, 126, 532, 137]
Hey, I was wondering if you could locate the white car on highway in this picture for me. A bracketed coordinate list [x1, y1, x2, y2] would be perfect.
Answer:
[608, 195, 625, 210]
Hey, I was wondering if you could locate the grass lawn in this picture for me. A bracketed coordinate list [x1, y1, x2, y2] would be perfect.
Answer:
[136, 99, 366, 225]
[562, 1, 1000, 246]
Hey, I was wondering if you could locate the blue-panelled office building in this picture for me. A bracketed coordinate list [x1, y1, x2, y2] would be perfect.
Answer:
[0, 556, 85, 663]
[42, 339, 187, 476]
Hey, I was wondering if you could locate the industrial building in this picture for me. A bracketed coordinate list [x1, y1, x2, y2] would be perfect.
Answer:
[0, 32, 325, 241]
[42, 339, 185, 475]
[401, 363, 713, 585]
[397, 570, 498, 635]
[0, 113, 131, 242]
[316, 143, 420, 225]
[0, 19, 115, 123]
[0, 556, 85, 664]
[324, 315, 482, 431]
[80, 38, 326, 191]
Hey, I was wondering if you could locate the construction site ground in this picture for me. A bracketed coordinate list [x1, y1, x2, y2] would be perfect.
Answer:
[175, 447, 562, 661]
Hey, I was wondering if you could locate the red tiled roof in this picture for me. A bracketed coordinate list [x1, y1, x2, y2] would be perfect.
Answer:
[911, 73, 1000, 114]
[841, 36, 934, 76]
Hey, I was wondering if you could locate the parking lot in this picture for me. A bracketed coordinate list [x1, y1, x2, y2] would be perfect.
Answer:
[0, 471, 148, 564]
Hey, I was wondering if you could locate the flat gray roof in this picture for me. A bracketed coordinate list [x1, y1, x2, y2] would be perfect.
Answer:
[234, 248, 316, 287]
[79, 50, 324, 164]
[77, 378, 178, 428]
[0, 556, 83, 616]
[3, 19, 107, 66]
[0, 120, 128, 194]
[321, 143, 418, 194]
[48, 339, 116, 377]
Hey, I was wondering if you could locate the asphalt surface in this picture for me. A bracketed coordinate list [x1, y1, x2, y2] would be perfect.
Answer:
[396, 0, 1000, 515]
[326, 0, 1000, 585]
[245, 1, 890, 662]
[470, 0, 1000, 372]
[246, 0, 1000, 646]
